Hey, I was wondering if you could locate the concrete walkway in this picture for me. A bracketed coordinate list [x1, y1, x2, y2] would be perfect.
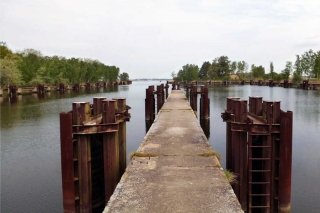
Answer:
[103, 90, 243, 213]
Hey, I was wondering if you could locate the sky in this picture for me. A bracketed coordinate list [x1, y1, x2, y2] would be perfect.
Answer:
[1, 0, 320, 79]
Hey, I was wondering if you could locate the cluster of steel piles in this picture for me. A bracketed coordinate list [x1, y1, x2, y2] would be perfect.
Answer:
[221, 97, 292, 213]
[185, 84, 210, 120]
[145, 83, 169, 121]
[171, 81, 181, 90]
[60, 97, 130, 213]
[7, 85, 18, 96]
[179, 79, 319, 90]
[2, 81, 132, 97]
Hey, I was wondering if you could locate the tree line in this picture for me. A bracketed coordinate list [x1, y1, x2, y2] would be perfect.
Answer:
[0, 42, 130, 87]
[172, 49, 320, 82]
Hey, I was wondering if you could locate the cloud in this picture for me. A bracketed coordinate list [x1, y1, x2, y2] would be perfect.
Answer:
[1, 0, 320, 78]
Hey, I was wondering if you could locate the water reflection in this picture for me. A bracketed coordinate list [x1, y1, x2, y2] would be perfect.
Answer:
[200, 119, 210, 139]
[1, 83, 319, 213]
[9, 96, 18, 104]
[119, 85, 129, 91]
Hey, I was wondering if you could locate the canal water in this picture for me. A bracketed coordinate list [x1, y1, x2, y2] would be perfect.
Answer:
[1, 81, 319, 212]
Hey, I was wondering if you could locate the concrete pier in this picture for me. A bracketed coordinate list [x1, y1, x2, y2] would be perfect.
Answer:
[104, 90, 243, 213]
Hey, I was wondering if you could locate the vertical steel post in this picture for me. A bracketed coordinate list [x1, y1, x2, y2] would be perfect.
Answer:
[72, 102, 92, 213]
[145, 87, 150, 120]
[278, 111, 293, 213]
[113, 98, 127, 179]
[186, 84, 190, 101]
[231, 100, 241, 199]
[232, 99, 247, 204]
[192, 85, 197, 113]
[238, 100, 248, 211]
[102, 100, 119, 202]
[249, 96, 262, 116]
[118, 121, 126, 178]
[200, 85, 204, 119]
[145, 86, 154, 121]
[78, 134, 91, 213]
[103, 131, 119, 202]
[199, 86, 209, 119]
[225, 97, 240, 171]
[157, 85, 162, 112]
[93, 97, 106, 116]
[161, 84, 165, 107]
[60, 112, 76, 213]
[165, 83, 169, 99]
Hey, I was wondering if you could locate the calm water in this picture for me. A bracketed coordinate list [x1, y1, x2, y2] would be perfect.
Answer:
[1, 82, 319, 212]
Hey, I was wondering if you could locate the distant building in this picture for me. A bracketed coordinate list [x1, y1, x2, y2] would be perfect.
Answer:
[229, 74, 239, 80]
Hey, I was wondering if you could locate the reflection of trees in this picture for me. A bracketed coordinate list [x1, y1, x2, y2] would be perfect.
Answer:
[0, 88, 120, 129]
[119, 86, 129, 91]
[1, 95, 43, 129]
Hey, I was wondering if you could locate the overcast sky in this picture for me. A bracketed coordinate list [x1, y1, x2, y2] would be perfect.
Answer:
[1, 0, 320, 79]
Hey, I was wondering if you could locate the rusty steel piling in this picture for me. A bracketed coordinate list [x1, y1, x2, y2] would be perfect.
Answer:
[269, 80, 274, 87]
[302, 80, 309, 90]
[145, 86, 155, 121]
[37, 84, 45, 94]
[191, 85, 197, 112]
[156, 85, 164, 112]
[222, 96, 293, 213]
[200, 86, 210, 119]
[113, 97, 129, 178]
[60, 97, 130, 213]
[8, 85, 17, 97]
[165, 83, 169, 99]
[187, 85, 210, 120]
[145, 84, 169, 122]
[278, 111, 293, 213]
[59, 83, 65, 92]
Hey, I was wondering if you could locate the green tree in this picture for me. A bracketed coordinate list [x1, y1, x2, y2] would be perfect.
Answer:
[293, 55, 303, 82]
[1, 43, 125, 86]
[0, 55, 23, 86]
[217, 56, 230, 77]
[314, 54, 320, 79]
[236, 61, 248, 80]
[273, 73, 284, 81]
[230, 61, 237, 74]
[198, 61, 210, 79]
[251, 64, 265, 79]
[18, 49, 43, 84]
[301, 49, 316, 78]
[281, 61, 292, 80]
[176, 64, 199, 81]
[208, 58, 219, 79]
[0, 42, 13, 59]
[65, 58, 81, 83]
[269, 62, 274, 80]
[119, 72, 129, 81]
[108, 66, 120, 82]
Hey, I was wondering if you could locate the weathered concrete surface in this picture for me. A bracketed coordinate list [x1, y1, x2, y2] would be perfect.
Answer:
[104, 90, 243, 213]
